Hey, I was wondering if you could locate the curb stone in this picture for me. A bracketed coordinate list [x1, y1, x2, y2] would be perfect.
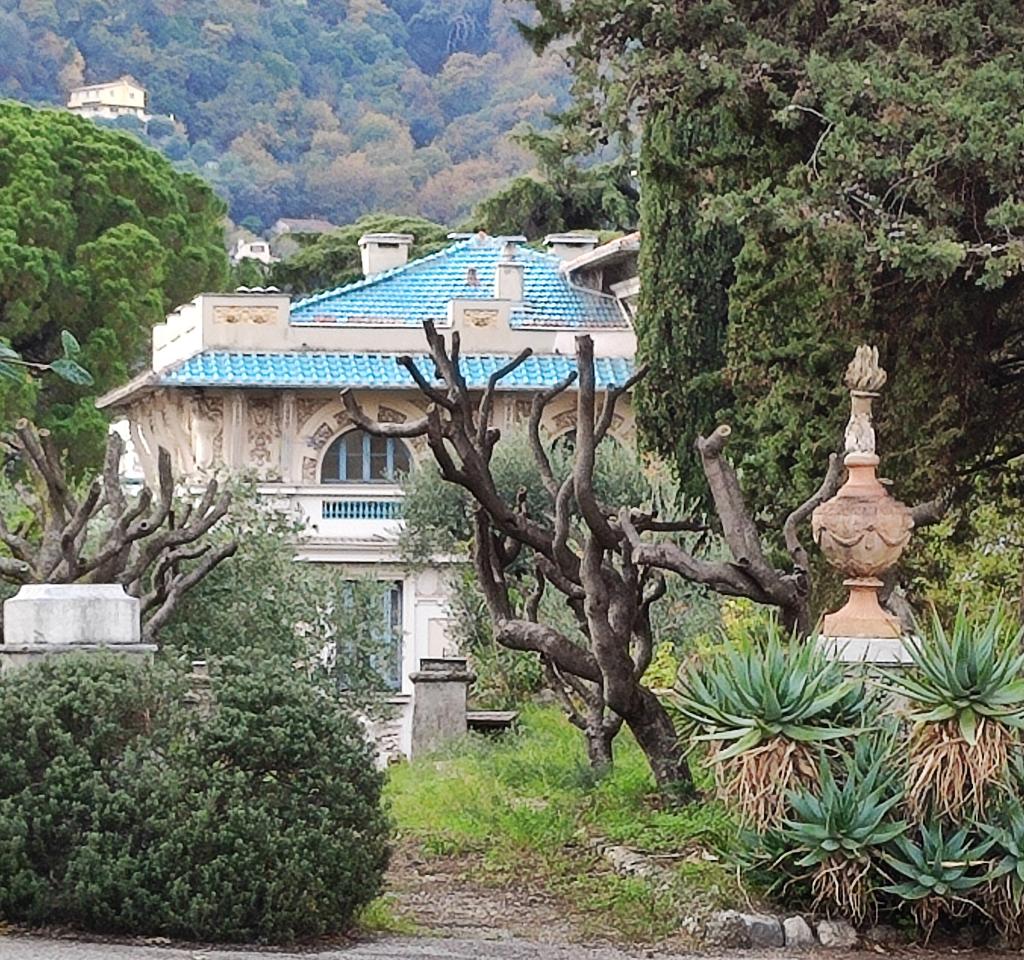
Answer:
[783, 915, 816, 948]
[589, 837, 859, 949]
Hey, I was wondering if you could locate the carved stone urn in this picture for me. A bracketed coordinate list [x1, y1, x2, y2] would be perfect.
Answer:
[812, 347, 914, 643]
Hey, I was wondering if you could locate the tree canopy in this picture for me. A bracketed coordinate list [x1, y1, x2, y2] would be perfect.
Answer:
[524, 0, 1024, 524]
[470, 130, 638, 237]
[1, 0, 570, 229]
[0, 102, 227, 467]
[267, 215, 451, 297]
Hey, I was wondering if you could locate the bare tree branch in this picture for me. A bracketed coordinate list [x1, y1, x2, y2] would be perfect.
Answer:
[0, 423, 237, 642]
[478, 348, 533, 446]
[140, 541, 237, 642]
[341, 388, 430, 437]
[783, 452, 844, 570]
[529, 372, 578, 500]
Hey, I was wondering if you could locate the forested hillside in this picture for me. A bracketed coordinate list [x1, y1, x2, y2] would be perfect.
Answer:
[0, 0, 567, 228]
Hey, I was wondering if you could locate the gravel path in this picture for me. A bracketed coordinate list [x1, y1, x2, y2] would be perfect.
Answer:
[0, 935, 704, 959]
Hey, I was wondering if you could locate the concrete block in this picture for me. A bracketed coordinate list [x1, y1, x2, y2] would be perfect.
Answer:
[409, 657, 474, 758]
[4, 583, 140, 645]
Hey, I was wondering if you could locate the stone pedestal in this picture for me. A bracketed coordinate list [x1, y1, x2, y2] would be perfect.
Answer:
[409, 656, 475, 759]
[0, 583, 155, 672]
[818, 634, 913, 665]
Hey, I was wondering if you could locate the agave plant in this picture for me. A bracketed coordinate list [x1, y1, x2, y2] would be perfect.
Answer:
[982, 797, 1024, 943]
[882, 822, 992, 941]
[883, 604, 1024, 819]
[671, 619, 866, 827]
[782, 738, 905, 923]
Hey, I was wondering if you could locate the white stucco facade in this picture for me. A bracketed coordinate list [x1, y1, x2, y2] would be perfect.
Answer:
[98, 232, 640, 758]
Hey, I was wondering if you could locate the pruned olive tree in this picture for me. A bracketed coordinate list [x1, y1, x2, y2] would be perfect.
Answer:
[342, 322, 854, 796]
[0, 420, 236, 641]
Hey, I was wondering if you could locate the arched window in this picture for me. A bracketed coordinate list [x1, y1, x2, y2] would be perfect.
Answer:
[320, 429, 412, 484]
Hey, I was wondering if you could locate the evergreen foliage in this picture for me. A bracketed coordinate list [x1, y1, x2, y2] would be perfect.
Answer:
[0, 102, 227, 467]
[0, 653, 389, 942]
[471, 130, 638, 237]
[524, 0, 1024, 520]
[159, 488, 402, 704]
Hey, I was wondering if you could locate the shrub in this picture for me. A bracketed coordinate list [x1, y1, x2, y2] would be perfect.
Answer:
[0, 654, 390, 942]
[701, 604, 1024, 942]
[882, 822, 992, 940]
[0, 654, 181, 922]
[671, 618, 866, 827]
[883, 604, 1024, 820]
[780, 740, 906, 923]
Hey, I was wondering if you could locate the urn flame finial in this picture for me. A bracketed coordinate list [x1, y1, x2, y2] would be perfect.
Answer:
[812, 345, 913, 645]
[844, 344, 887, 394]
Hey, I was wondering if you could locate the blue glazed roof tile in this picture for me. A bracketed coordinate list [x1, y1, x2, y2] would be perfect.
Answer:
[289, 236, 627, 329]
[159, 351, 635, 391]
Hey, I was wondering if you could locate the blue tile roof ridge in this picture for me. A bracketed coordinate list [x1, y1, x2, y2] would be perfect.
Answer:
[289, 236, 564, 311]
[287, 236, 629, 330]
[290, 238, 477, 311]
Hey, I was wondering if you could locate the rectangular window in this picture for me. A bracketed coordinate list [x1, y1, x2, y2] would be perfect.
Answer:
[329, 579, 403, 692]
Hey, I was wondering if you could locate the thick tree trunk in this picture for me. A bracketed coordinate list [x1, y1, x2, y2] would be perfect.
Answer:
[584, 718, 615, 772]
[622, 689, 695, 801]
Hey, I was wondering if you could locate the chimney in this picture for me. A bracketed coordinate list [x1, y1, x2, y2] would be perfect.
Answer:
[494, 241, 524, 301]
[358, 233, 414, 278]
[543, 233, 599, 262]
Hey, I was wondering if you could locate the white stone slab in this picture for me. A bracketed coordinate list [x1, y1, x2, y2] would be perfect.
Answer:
[3, 583, 141, 646]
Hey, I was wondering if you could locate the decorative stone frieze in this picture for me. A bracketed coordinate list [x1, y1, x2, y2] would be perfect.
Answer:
[212, 305, 278, 324]
[464, 308, 499, 328]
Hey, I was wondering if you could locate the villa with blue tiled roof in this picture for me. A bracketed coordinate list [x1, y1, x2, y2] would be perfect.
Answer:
[97, 230, 640, 759]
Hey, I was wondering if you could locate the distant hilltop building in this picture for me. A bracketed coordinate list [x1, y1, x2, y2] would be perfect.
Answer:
[231, 238, 279, 266]
[67, 75, 150, 121]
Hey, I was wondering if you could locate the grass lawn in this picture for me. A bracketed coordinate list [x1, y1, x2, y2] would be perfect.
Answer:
[383, 704, 754, 941]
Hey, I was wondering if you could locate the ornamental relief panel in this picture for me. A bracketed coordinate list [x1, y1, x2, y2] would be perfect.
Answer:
[247, 398, 279, 470]
[302, 456, 318, 484]
[553, 410, 576, 432]
[464, 308, 499, 328]
[377, 405, 407, 424]
[308, 421, 334, 452]
[296, 397, 327, 428]
[306, 410, 352, 453]
[212, 305, 278, 325]
[509, 399, 532, 428]
[193, 396, 224, 470]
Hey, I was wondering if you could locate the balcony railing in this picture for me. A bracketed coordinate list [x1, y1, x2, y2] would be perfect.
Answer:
[321, 498, 401, 521]
[257, 483, 404, 541]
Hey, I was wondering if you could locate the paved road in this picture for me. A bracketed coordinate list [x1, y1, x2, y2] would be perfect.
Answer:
[0, 936, 705, 960]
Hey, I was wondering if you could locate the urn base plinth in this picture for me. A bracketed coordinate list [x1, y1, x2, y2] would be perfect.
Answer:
[820, 578, 902, 639]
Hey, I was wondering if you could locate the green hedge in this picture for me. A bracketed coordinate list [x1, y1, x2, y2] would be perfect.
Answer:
[0, 654, 389, 942]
